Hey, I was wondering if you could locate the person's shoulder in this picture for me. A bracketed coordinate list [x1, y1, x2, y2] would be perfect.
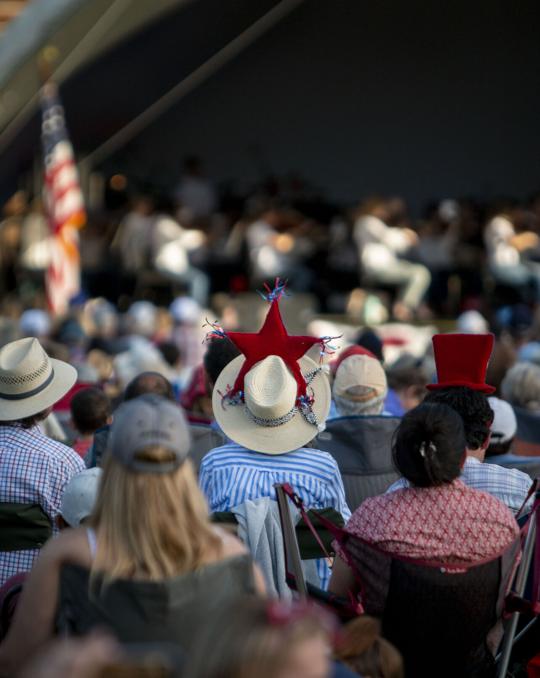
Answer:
[353, 490, 393, 517]
[43, 436, 86, 469]
[297, 446, 342, 469]
[200, 443, 246, 467]
[483, 460, 533, 488]
[38, 527, 90, 566]
[460, 481, 519, 520]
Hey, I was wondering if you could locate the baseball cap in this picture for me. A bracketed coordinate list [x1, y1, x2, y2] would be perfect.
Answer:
[488, 397, 517, 444]
[60, 468, 102, 527]
[107, 394, 191, 473]
[330, 345, 377, 377]
[19, 309, 51, 338]
[333, 354, 388, 404]
[456, 310, 489, 334]
[169, 296, 201, 324]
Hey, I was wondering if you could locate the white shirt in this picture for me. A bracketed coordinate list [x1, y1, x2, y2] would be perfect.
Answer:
[485, 215, 520, 267]
[354, 215, 410, 270]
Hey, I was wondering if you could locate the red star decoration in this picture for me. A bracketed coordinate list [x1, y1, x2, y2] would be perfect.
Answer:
[227, 300, 321, 399]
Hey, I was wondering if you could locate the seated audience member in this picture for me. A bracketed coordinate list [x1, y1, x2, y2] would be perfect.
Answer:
[484, 208, 540, 303]
[354, 197, 431, 321]
[199, 288, 350, 587]
[123, 369, 174, 401]
[389, 334, 532, 512]
[501, 362, 540, 412]
[501, 362, 540, 456]
[180, 364, 213, 424]
[327, 345, 377, 419]
[90, 370, 174, 467]
[0, 395, 264, 674]
[330, 402, 519, 678]
[0, 338, 85, 585]
[57, 469, 102, 529]
[181, 337, 241, 425]
[157, 340, 186, 393]
[385, 356, 428, 416]
[335, 616, 404, 678]
[69, 388, 112, 460]
[486, 397, 517, 460]
[355, 328, 384, 362]
[332, 353, 388, 417]
[170, 296, 205, 372]
[203, 336, 242, 390]
[184, 598, 336, 678]
[330, 402, 519, 589]
[484, 397, 540, 475]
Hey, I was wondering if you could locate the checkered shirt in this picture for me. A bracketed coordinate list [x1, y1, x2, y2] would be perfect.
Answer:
[0, 425, 85, 584]
[387, 456, 533, 514]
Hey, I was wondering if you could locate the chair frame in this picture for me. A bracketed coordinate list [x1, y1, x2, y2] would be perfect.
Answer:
[496, 487, 540, 677]
[275, 484, 307, 598]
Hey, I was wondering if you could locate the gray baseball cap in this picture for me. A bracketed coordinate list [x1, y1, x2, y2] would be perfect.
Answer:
[107, 394, 191, 473]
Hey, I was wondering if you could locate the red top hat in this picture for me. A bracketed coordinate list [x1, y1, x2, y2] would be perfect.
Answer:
[426, 333, 495, 394]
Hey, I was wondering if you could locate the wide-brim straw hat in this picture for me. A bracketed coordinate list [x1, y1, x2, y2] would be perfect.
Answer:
[0, 337, 77, 421]
[213, 354, 331, 455]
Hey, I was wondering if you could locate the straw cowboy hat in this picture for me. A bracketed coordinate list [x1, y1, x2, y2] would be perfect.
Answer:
[0, 337, 77, 421]
[213, 353, 330, 455]
[209, 279, 334, 454]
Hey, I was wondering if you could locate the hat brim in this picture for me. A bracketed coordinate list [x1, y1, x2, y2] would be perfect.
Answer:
[213, 355, 331, 455]
[426, 380, 495, 395]
[0, 359, 78, 421]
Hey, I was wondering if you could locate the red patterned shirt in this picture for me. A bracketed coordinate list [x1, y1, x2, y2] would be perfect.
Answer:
[345, 480, 519, 566]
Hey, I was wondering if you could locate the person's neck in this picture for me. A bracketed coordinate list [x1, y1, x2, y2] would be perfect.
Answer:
[78, 432, 94, 441]
[466, 447, 485, 462]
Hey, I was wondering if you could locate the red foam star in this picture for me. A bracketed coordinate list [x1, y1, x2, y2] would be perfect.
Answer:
[227, 301, 321, 399]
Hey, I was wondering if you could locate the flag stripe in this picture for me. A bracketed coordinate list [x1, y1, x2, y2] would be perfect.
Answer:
[41, 84, 85, 315]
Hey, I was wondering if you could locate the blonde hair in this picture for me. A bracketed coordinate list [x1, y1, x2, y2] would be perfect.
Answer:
[90, 447, 221, 581]
[184, 598, 332, 678]
[335, 616, 404, 678]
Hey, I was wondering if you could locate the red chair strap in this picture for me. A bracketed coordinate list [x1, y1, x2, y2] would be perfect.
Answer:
[280, 483, 336, 566]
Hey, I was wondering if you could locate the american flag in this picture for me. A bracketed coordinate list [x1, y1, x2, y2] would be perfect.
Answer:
[41, 82, 85, 315]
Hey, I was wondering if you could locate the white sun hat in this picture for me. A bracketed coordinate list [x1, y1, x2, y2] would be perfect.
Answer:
[60, 468, 102, 527]
[488, 396, 518, 444]
[213, 354, 330, 455]
[0, 337, 77, 421]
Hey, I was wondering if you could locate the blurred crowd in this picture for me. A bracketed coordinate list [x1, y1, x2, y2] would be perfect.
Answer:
[3, 156, 540, 324]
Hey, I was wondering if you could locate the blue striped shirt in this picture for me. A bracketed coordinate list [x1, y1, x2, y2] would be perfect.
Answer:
[199, 444, 351, 589]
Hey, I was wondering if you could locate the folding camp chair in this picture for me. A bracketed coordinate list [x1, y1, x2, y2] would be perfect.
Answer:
[275, 483, 361, 620]
[0, 503, 52, 552]
[187, 424, 227, 473]
[496, 481, 540, 677]
[277, 483, 522, 678]
[57, 558, 256, 649]
[313, 416, 400, 510]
